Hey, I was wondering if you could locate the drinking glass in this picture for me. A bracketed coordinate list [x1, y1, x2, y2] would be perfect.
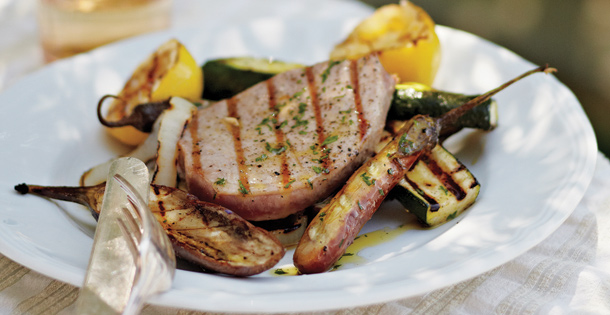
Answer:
[37, 0, 172, 62]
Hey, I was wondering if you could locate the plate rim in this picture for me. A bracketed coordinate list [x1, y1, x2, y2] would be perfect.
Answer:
[0, 19, 598, 313]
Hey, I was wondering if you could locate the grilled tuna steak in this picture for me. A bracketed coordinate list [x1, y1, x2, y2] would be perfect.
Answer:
[179, 53, 396, 221]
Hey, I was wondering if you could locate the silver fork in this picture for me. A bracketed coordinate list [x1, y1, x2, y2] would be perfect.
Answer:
[114, 174, 176, 315]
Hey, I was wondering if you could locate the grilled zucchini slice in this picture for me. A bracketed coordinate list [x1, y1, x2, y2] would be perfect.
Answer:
[391, 144, 480, 226]
[202, 57, 304, 100]
[390, 82, 498, 137]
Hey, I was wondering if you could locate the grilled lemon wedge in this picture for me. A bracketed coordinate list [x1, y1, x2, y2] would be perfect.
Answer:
[330, 0, 441, 85]
[104, 39, 203, 146]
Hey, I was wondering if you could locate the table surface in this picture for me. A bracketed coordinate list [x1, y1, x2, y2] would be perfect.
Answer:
[1, 1, 609, 314]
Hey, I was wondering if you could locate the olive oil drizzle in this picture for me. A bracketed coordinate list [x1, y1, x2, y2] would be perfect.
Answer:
[266, 79, 292, 187]
[227, 97, 250, 193]
[333, 224, 414, 269]
[349, 59, 368, 141]
[305, 66, 331, 171]
[270, 224, 415, 276]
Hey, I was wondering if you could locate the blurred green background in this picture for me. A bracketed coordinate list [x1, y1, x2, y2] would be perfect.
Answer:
[360, 0, 610, 156]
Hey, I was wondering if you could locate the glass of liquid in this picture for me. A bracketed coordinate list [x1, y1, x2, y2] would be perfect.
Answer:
[37, 0, 172, 62]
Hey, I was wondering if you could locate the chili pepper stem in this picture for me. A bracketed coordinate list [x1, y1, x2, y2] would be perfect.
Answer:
[439, 64, 556, 132]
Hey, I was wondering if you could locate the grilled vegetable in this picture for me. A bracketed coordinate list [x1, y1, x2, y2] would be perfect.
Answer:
[14, 183, 284, 276]
[202, 57, 304, 100]
[392, 144, 480, 226]
[83, 97, 197, 187]
[294, 65, 555, 274]
[329, 0, 441, 85]
[390, 83, 498, 137]
[294, 115, 439, 274]
[375, 125, 480, 227]
[102, 39, 203, 146]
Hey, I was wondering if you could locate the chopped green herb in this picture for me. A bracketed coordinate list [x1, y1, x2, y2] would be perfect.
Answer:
[238, 180, 249, 195]
[322, 135, 339, 146]
[310, 145, 319, 155]
[266, 142, 287, 155]
[321, 60, 341, 83]
[255, 154, 268, 162]
[312, 154, 330, 164]
[257, 117, 273, 132]
[312, 166, 329, 174]
[298, 102, 307, 114]
[284, 179, 296, 188]
[290, 89, 305, 101]
[307, 179, 313, 189]
[292, 118, 309, 129]
[274, 269, 288, 275]
[439, 185, 449, 195]
[387, 168, 394, 175]
[214, 178, 226, 186]
[339, 238, 345, 248]
[378, 189, 385, 196]
[273, 102, 287, 112]
[360, 172, 376, 186]
[357, 201, 363, 210]
[398, 132, 415, 154]
[299, 130, 308, 135]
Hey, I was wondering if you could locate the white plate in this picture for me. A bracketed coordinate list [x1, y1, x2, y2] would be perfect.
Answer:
[0, 17, 597, 313]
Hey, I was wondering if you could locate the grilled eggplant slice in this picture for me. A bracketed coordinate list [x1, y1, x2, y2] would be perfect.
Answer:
[14, 183, 284, 276]
[294, 115, 439, 274]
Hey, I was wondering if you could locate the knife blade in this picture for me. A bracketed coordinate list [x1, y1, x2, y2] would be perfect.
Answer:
[75, 157, 150, 314]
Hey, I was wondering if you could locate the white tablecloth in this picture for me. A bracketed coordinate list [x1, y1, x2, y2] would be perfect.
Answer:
[1, 1, 609, 314]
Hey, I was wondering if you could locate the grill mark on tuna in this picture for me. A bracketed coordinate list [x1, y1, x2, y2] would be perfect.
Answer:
[227, 97, 250, 193]
[189, 113, 203, 177]
[266, 79, 291, 186]
[422, 154, 466, 201]
[349, 59, 368, 140]
[305, 66, 331, 172]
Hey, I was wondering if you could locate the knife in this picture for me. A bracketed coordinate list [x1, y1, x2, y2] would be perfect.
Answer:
[75, 157, 150, 314]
